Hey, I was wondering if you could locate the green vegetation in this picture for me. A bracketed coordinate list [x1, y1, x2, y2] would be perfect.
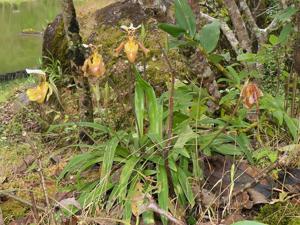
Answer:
[0, 0, 300, 224]
[0, 79, 28, 103]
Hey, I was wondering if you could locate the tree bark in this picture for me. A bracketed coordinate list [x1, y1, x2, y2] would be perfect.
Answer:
[61, 0, 94, 131]
[61, 0, 85, 65]
[223, 0, 252, 52]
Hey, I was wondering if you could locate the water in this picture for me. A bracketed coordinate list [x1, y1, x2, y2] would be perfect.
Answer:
[0, 0, 117, 74]
[0, 0, 62, 74]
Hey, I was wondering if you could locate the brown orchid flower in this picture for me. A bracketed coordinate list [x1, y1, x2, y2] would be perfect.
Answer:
[115, 23, 150, 63]
[82, 46, 106, 79]
[240, 80, 263, 110]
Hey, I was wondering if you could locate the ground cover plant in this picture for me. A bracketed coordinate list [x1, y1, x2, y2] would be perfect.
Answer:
[0, 0, 300, 224]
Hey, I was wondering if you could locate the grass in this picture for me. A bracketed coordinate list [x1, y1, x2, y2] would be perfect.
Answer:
[0, 0, 33, 4]
[0, 78, 30, 103]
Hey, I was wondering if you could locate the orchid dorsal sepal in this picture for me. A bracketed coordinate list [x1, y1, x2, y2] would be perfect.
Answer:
[26, 68, 47, 82]
[121, 23, 141, 34]
[26, 69, 46, 76]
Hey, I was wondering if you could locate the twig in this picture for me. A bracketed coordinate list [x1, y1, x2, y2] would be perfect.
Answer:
[253, 0, 263, 16]
[223, 0, 252, 52]
[147, 201, 186, 225]
[239, 0, 267, 44]
[36, 157, 51, 211]
[30, 191, 39, 222]
[0, 191, 45, 212]
[142, 194, 186, 225]
[0, 206, 4, 225]
[159, 42, 176, 198]
[26, 136, 56, 224]
[239, 0, 281, 45]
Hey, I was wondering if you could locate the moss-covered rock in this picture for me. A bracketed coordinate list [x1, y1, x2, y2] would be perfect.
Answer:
[41, 0, 215, 128]
[42, 14, 69, 70]
[256, 202, 300, 225]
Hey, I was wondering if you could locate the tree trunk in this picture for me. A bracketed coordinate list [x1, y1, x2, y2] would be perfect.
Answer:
[61, 0, 94, 134]
[61, 0, 85, 65]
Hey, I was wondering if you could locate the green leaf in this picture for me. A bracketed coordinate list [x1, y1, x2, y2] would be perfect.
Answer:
[191, 149, 203, 179]
[174, 0, 196, 36]
[174, 125, 197, 155]
[117, 156, 139, 201]
[142, 211, 155, 224]
[274, 6, 298, 23]
[171, 170, 187, 206]
[237, 53, 257, 62]
[135, 67, 163, 139]
[209, 54, 225, 64]
[196, 20, 221, 53]
[100, 135, 122, 192]
[135, 78, 145, 138]
[168, 36, 188, 49]
[106, 156, 139, 211]
[226, 66, 240, 85]
[212, 144, 243, 156]
[272, 111, 284, 125]
[236, 134, 254, 164]
[79, 181, 113, 209]
[48, 121, 110, 133]
[58, 151, 103, 181]
[157, 165, 169, 225]
[123, 176, 140, 223]
[158, 23, 186, 37]
[283, 113, 298, 142]
[177, 167, 195, 207]
[269, 34, 279, 45]
[278, 23, 293, 44]
[140, 23, 146, 42]
[231, 220, 267, 225]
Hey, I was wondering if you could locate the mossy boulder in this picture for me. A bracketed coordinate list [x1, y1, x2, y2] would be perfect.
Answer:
[256, 202, 300, 225]
[41, 0, 215, 128]
[42, 14, 69, 70]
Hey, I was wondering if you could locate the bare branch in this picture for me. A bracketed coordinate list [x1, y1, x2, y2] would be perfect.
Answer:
[147, 202, 185, 225]
[145, 195, 186, 225]
[223, 0, 252, 52]
[239, 0, 281, 44]
[264, 18, 281, 34]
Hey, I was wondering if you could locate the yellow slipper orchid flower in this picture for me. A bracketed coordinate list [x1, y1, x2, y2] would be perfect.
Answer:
[26, 73, 52, 104]
[82, 48, 106, 78]
[115, 23, 149, 63]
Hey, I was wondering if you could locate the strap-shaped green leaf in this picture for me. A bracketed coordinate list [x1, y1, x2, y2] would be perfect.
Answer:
[157, 165, 169, 225]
